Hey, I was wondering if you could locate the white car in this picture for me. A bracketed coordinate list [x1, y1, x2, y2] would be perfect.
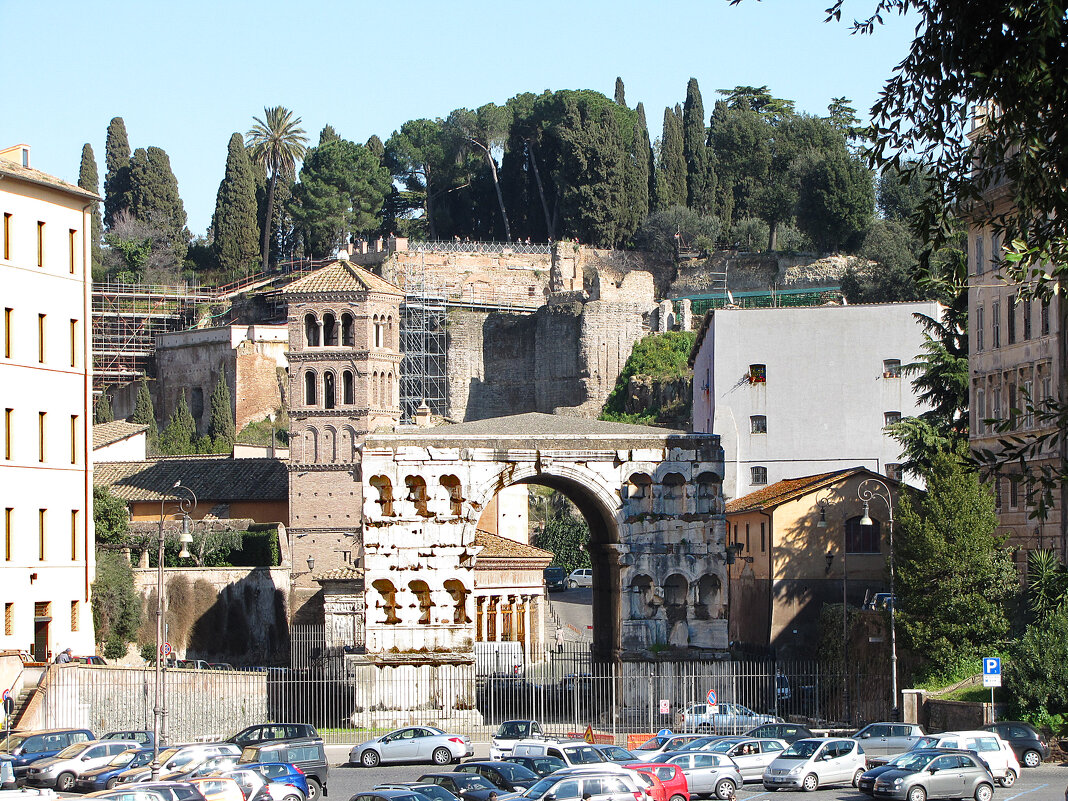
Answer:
[699, 737, 789, 782]
[349, 726, 473, 768]
[23, 740, 140, 792]
[567, 569, 592, 588]
[490, 720, 545, 760]
[520, 767, 646, 801]
[908, 730, 1021, 787]
[510, 739, 607, 767]
[763, 738, 867, 791]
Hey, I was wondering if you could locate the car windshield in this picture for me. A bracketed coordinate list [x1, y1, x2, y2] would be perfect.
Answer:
[495, 722, 531, 739]
[911, 738, 940, 750]
[706, 741, 737, 754]
[412, 787, 456, 801]
[524, 777, 559, 798]
[458, 776, 493, 790]
[108, 751, 139, 767]
[563, 746, 605, 764]
[154, 748, 183, 765]
[498, 764, 537, 781]
[636, 737, 667, 751]
[684, 738, 717, 750]
[131, 751, 154, 768]
[0, 734, 28, 751]
[601, 747, 634, 760]
[895, 753, 937, 771]
[55, 743, 85, 758]
[781, 741, 820, 759]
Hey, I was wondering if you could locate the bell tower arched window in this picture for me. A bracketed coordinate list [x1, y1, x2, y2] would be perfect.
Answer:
[304, 313, 319, 347]
[323, 313, 338, 346]
[304, 370, 317, 405]
[341, 313, 355, 347]
[343, 370, 355, 405]
[324, 371, 336, 409]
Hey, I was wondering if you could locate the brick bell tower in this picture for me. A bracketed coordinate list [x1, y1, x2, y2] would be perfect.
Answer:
[282, 260, 404, 620]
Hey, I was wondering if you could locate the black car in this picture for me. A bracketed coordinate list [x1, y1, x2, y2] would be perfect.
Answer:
[543, 567, 567, 592]
[135, 781, 206, 801]
[351, 791, 432, 801]
[417, 773, 504, 801]
[374, 785, 460, 801]
[745, 723, 815, 743]
[500, 756, 566, 778]
[453, 761, 539, 792]
[982, 721, 1050, 768]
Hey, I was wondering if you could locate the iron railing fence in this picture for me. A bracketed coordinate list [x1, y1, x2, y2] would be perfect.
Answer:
[35, 651, 891, 745]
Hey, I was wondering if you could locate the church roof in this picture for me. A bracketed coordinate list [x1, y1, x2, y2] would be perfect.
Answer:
[283, 259, 403, 297]
[473, 530, 554, 563]
[94, 456, 288, 503]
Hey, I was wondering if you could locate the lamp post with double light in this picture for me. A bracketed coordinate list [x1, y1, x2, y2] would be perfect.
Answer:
[151, 481, 195, 780]
[857, 477, 897, 719]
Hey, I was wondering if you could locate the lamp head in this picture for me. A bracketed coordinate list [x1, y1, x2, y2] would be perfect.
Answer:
[817, 505, 827, 528]
[859, 500, 873, 527]
[306, 556, 315, 572]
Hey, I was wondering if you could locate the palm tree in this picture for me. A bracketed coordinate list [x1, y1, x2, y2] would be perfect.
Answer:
[246, 106, 308, 269]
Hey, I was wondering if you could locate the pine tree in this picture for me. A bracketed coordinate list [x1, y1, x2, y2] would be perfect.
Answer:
[211, 133, 259, 277]
[131, 380, 158, 454]
[127, 146, 190, 264]
[93, 389, 114, 424]
[614, 77, 626, 106]
[318, 124, 341, 146]
[78, 143, 103, 272]
[683, 78, 713, 212]
[655, 106, 687, 210]
[159, 391, 197, 455]
[207, 373, 236, 450]
[636, 103, 655, 217]
[104, 117, 131, 228]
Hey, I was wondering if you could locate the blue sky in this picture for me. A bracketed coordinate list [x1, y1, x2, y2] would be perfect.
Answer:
[3, 0, 918, 235]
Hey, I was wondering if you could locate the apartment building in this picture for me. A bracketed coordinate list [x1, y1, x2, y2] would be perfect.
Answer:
[0, 144, 98, 659]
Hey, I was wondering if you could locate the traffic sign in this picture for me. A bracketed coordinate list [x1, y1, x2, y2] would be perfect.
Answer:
[983, 657, 1001, 688]
[1, 689, 9, 701]
[659, 699, 670, 715]
[160, 642, 173, 657]
[657, 728, 673, 739]
[707, 688, 717, 706]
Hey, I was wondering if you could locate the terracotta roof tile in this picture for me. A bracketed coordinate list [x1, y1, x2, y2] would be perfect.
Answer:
[93, 420, 150, 450]
[314, 567, 363, 582]
[474, 530, 554, 562]
[725, 468, 860, 513]
[0, 160, 100, 202]
[283, 260, 402, 296]
[94, 457, 288, 503]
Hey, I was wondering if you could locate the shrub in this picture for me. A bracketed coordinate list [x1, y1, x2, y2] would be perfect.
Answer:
[103, 635, 127, 661]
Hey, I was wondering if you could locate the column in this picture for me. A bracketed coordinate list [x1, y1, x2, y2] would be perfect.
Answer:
[475, 595, 484, 642]
[523, 594, 533, 664]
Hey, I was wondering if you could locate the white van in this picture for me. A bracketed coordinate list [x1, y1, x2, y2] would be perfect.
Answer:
[510, 740, 607, 767]
[909, 730, 1020, 786]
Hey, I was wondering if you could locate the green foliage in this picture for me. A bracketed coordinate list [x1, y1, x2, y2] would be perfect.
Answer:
[530, 488, 591, 573]
[236, 414, 289, 447]
[601, 332, 696, 422]
[876, 161, 931, 223]
[1007, 606, 1068, 717]
[158, 391, 197, 455]
[207, 373, 236, 451]
[654, 105, 686, 210]
[895, 450, 1017, 682]
[614, 77, 626, 106]
[228, 526, 281, 567]
[103, 636, 128, 661]
[717, 85, 795, 118]
[125, 146, 190, 265]
[92, 551, 142, 646]
[683, 78, 714, 213]
[93, 389, 114, 424]
[212, 133, 260, 277]
[793, 147, 874, 252]
[93, 485, 129, 546]
[139, 642, 156, 662]
[636, 207, 720, 255]
[104, 117, 131, 228]
[726, 217, 770, 252]
[1024, 549, 1068, 622]
[556, 102, 627, 247]
[78, 143, 103, 270]
[131, 380, 158, 454]
[247, 106, 309, 268]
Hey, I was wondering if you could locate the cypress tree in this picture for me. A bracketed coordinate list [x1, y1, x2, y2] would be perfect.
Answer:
[207, 373, 236, 450]
[104, 117, 131, 228]
[211, 133, 259, 277]
[78, 143, 103, 271]
[159, 391, 197, 455]
[655, 106, 687, 210]
[93, 389, 114, 424]
[683, 78, 713, 212]
[636, 103, 655, 218]
[614, 77, 626, 106]
[131, 380, 158, 454]
[625, 110, 651, 238]
[127, 146, 190, 264]
[318, 124, 341, 146]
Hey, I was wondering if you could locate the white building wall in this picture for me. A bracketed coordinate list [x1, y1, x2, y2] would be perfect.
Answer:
[0, 162, 96, 658]
[693, 302, 939, 500]
[94, 432, 147, 462]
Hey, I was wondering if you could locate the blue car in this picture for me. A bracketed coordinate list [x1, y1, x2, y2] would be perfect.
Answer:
[0, 728, 94, 782]
[248, 762, 311, 797]
[74, 749, 153, 792]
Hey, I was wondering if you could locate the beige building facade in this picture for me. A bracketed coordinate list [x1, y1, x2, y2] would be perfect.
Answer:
[0, 145, 98, 659]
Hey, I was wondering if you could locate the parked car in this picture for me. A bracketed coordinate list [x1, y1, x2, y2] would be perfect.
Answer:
[681, 703, 782, 733]
[24, 739, 139, 791]
[243, 763, 311, 798]
[352, 791, 436, 801]
[624, 763, 689, 801]
[857, 750, 946, 797]
[870, 750, 995, 801]
[416, 773, 516, 801]
[544, 568, 567, 593]
[697, 737, 788, 782]
[75, 749, 154, 792]
[658, 751, 742, 800]
[162, 754, 241, 782]
[900, 731, 1020, 787]
[133, 782, 211, 801]
[207, 664, 234, 671]
[489, 721, 545, 760]
[500, 756, 566, 778]
[77, 656, 108, 666]
[0, 728, 94, 782]
[350, 727, 473, 769]
[518, 767, 647, 801]
[221, 768, 305, 801]
[589, 746, 638, 764]
[239, 740, 328, 801]
[85, 789, 171, 801]
[762, 738, 867, 792]
[851, 723, 926, 758]
[187, 776, 244, 801]
[453, 761, 539, 792]
[117, 744, 241, 785]
[632, 735, 706, 763]
[745, 724, 814, 744]
[983, 721, 1050, 768]
[510, 740, 607, 768]
[227, 725, 319, 749]
[103, 731, 156, 749]
[373, 783, 462, 801]
[566, 569, 592, 589]
[176, 660, 211, 670]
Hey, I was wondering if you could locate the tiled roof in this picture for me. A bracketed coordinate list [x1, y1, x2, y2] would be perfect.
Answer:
[725, 468, 862, 514]
[94, 457, 288, 503]
[314, 567, 363, 582]
[0, 159, 100, 202]
[93, 420, 150, 449]
[283, 260, 403, 296]
[474, 530, 554, 562]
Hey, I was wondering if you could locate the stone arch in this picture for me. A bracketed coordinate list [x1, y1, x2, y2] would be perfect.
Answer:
[625, 472, 653, 517]
[663, 572, 689, 647]
[304, 312, 319, 347]
[323, 425, 337, 463]
[343, 370, 355, 405]
[443, 579, 471, 624]
[341, 312, 355, 347]
[386, 314, 394, 348]
[439, 475, 464, 516]
[324, 370, 337, 410]
[405, 475, 431, 517]
[659, 472, 686, 515]
[369, 475, 394, 517]
[344, 425, 358, 460]
[371, 579, 400, 624]
[303, 427, 319, 463]
[629, 573, 657, 619]
[695, 471, 722, 515]
[408, 579, 434, 624]
[696, 574, 722, 620]
[339, 426, 351, 461]
[322, 312, 338, 346]
[304, 369, 317, 406]
[373, 314, 385, 348]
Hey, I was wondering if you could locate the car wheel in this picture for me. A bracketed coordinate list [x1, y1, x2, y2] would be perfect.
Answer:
[669, 794, 686, 801]
[306, 777, 322, 801]
[283, 795, 302, 801]
[906, 785, 926, 801]
[763, 786, 777, 792]
[999, 769, 1017, 788]
[801, 773, 818, 792]
[360, 749, 380, 768]
[852, 768, 865, 787]
[106, 778, 119, 790]
[56, 773, 75, 793]
[974, 783, 993, 801]
[715, 778, 736, 800]
[568, 580, 578, 589]
[432, 747, 453, 765]
[1023, 749, 1042, 768]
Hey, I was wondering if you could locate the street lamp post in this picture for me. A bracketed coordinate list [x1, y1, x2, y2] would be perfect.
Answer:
[151, 481, 196, 780]
[858, 477, 897, 719]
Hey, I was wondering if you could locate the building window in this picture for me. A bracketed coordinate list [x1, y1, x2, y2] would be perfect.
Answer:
[4, 508, 11, 561]
[70, 600, 79, 632]
[991, 233, 1000, 270]
[1010, 476, 1020, 508]
[846, 515, 880, 553]
[38, 313, 45, 363]
[974, 234, 984, 276]
[341, 312, 354, 347]
[748, 364, 766, 384]
[975, 388, 986, 435]
[976, 306, 984, 352]
[750, 415, 767, 434]
[2, 213, 10, 260]
[342, 370, 355, 405]
[992, 301, 1001, 347]
[323, 372, 336, 410]
[70, 415, 77, 464]
[751, 466, 768, 485]
[884, 411, 901, 427]
[886, 463, 903, 482]
[304, 370, 317, 406]
[68, 229, 77, 274]
[4, 408, 10, 460]
[994, 477, 1002, 509]
[4, 602, 12, 635]
[1008, 383, 1017, 428]
[992, 383, 1002, 421]
[322, 313, 338, 346]
[37, 221, 44, 267]
[38, 509, 46, 560]
[760, 521, 766, 552]
[1023, 297, 1033, 340]
[4, 308, 10, 358]
[69, 319, 78, 367]
[38, 412, 46, 462]
[1023, 379, 1034, 428]
[1041, 299, 1050, 336]
[1007, 295, 1017, 344]
[374, 319, 385, 348]
[71, 510, 78, 560]
[304, 313, 320, 347]
[883, 359, 901, 378]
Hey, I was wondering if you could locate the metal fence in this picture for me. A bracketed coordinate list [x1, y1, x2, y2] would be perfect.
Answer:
[34, 649, 892, 745]
[411, 240, 552, 256]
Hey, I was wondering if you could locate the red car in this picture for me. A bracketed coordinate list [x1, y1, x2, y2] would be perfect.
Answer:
[626, 763, 689, 801]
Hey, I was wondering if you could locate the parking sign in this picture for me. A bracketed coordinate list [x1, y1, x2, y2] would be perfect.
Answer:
[983, 657, 1001, 687]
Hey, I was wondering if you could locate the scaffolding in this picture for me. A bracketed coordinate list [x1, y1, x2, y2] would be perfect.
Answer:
[91, 281, 213, 390]
[398, 254, 449, 423]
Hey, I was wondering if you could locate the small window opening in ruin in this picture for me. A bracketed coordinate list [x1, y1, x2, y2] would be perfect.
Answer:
[405, 475, 431, 517]
[661, 472, 686, 514]
[341, 312, 355, 347]
[369, 475, 394, 517]
[304, 313, 319, 347]
[371, 579, 400, 624]
[444, 579, 471, 624]
[409, 580, 433, 624]
[324, 372, 336, 409]
[440, 475, 464, 516]
[695, 471, 721, 514]
[323, 313, 338, 346]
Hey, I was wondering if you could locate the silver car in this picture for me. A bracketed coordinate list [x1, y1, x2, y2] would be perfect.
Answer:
[350, 726, 474, 768]
[24, 739, 139, 791]
[521, 767, 645, 801]
[699, 737, 789, 782]
[853, 723, 926, 758]
[661, 751, 743, 799]
[763, 738, 867, 791]
[872, 751, 994, 801]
